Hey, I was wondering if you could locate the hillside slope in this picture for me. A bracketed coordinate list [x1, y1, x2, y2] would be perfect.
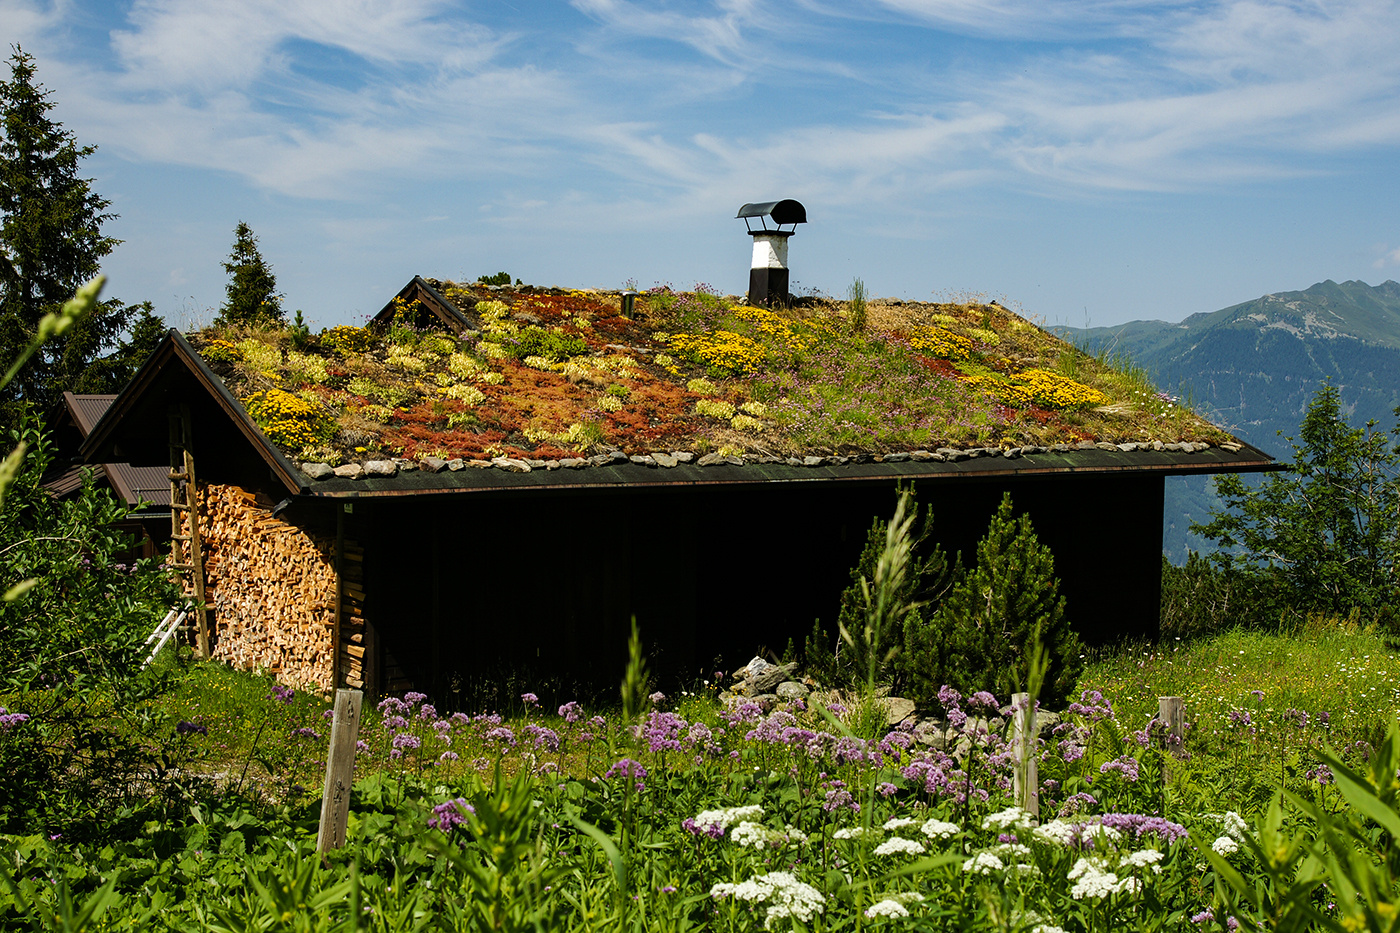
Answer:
[1056, 279, 1400, 560]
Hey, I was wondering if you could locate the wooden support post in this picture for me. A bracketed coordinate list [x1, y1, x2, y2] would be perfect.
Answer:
[168, 403, 210, 658]
[317, 688, 363, 853]
[1158, 696, 1185, 783]
[1012, 691, 1039, 818]
[183, 442, 210, 658]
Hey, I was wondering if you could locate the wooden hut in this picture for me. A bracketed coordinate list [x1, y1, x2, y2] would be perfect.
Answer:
[80, 281, 1279, 695]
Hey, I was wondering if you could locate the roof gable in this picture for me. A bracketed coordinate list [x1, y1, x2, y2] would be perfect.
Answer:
[80, 330, 307, 496]
[370, 276, 472, 334]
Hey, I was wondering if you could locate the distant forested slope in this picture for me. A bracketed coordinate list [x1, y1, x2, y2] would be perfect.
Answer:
[1054, 279, 1400, 561]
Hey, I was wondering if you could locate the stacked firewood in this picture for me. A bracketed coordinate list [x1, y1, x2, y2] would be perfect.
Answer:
[196, 484, 336, 691]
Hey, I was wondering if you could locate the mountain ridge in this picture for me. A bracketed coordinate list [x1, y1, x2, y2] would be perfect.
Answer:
[1052, 278, 1400, 561]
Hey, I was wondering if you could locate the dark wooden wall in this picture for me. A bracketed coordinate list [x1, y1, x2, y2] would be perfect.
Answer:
[349, 472, 1164, 701]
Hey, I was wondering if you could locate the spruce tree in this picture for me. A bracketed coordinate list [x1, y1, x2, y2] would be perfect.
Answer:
[1193, 382, 1400, 621]
[0, 48, 142, 423]
[217, 221, 283, 325]
[903, 493, 1082, 708]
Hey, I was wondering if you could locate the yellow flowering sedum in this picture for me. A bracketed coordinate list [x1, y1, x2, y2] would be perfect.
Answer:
[245, 388, 335, 449]
[1016, 369, 1109, 410]
[695, 399, 736, 419]
[965, 369, 1109, 411]
[444, 384, 486, 406]
[320, 325, 373, 356]
[687, 378, 718, 395]
[730, 414, 764, 433]
[670, 331, 765, 376]
[236, 338, 280, 375]
[907, 327, 972, 360]
[448, 352, 485, 380]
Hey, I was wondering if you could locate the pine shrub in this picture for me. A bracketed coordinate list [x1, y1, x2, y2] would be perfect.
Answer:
[901, 493, 1082, 708]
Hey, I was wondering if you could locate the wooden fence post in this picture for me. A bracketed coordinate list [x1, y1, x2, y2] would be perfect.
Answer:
[317, 688, 363, 853]
[1158, 696, 1184, 783]
[1012, 692, 1039, 818]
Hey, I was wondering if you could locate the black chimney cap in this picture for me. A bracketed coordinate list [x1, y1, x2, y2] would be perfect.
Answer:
[736, 200, 807, 226]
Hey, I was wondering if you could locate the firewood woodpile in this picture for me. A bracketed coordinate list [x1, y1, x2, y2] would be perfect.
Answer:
[195, 484, 336, 690]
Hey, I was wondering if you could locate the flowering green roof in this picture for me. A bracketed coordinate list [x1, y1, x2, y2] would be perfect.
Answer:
[188, 281, 1232, 466]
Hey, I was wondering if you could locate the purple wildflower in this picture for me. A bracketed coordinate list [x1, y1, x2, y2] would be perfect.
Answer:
[967, 691, 999, 711]
[521, 692, 539, 706]
[605, 758, 648, 791]
[1097, 813, 1189, 843]
[428, 797, 474, 832]
[558, 701, 582, 723]
[876, 782, 898, 798]
[525, 724, 560, 752]
[1058, 792, 1098, 816]
[683, 817, 726, 840]
[175, 720, 207, 736]
[484, 727, 516, 747]
[1100, 755, 1141, 782]
[270, 684, 295, 705]
[291, 727, 323, 740]
[643, 711, 687, 753]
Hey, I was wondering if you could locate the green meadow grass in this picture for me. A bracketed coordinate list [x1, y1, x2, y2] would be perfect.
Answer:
[1078, 624, 1400, 750]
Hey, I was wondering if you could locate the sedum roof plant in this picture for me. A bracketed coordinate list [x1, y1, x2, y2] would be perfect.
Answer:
[188, 281, 1230, 466]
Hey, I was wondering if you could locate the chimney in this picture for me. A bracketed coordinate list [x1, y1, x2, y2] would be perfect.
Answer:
[736, 199, 807, 306]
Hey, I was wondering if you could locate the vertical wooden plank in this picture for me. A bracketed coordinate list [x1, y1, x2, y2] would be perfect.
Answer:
[176, 404, 211, 660]
[1012, 692, 1039, 818]
[334, 504, 345, 689]
[430, 507, 442, 691]
[317, 688, 363, 853]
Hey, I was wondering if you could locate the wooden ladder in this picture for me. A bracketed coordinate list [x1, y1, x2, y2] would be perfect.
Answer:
[168, 404, 211, 658]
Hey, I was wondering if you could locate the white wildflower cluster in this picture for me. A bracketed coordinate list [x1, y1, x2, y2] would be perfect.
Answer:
[992, 842, 1032, 860]
[832, 826, 868, 840]
[1211, 836, 1239, 856]
[693, 804, 764, 833]
[865, 892, 924, 918]
[1067, 857, 1140, 899]
[982, 806, 1035, 832]
[1120, 849, 1165, 874]
[1210, 810, 1249, 857]
[711, 871, 826, 930]
[883, 817, 918, 831]
[1018, 910, 1067, 933]
[731, 821, 791, 850]
[865, 900, 908, 919]
[1032, 820, 1079, 847]
[963, 852, 1005, 875]
[920, 819, 960, 840]
[874, 837, 926, 857]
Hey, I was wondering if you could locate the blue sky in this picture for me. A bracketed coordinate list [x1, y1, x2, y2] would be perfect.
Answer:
[6, 0, 1400, 330]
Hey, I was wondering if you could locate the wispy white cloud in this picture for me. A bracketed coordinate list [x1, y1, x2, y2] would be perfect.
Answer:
[8, 0, 1400, 211]
[569, 0, 768, 67]
[1374, 246, 1400, 269]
